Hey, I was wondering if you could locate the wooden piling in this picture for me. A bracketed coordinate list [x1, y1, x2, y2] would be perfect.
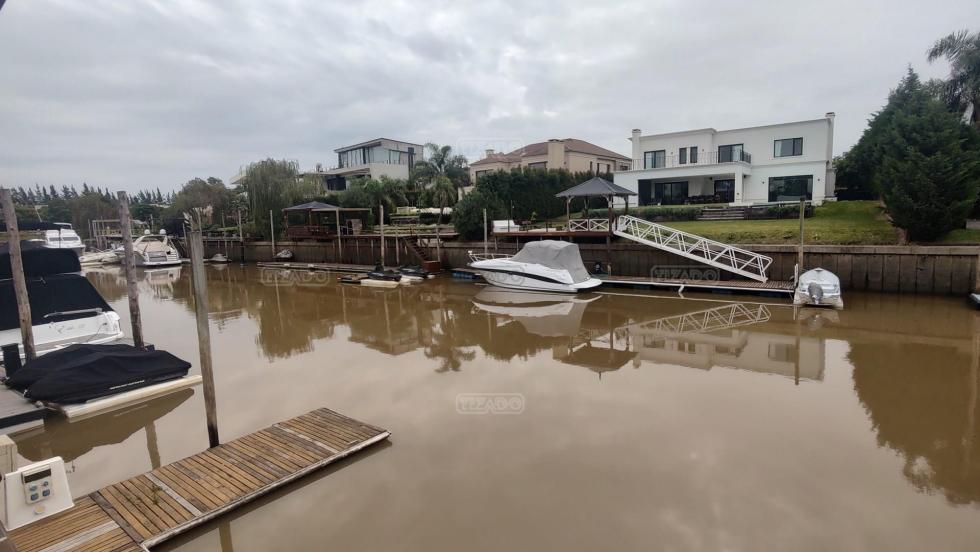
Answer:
[116, 192, 145, 349]
[797, 198, 805, 272]
[379, 204, 385, 266]
[0, 189, 36, 362]
[188, 222, 220, 448]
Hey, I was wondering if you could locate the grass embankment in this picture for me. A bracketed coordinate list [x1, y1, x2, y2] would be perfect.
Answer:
[662, 201, 900, 245]
[938, 228, 980, 244]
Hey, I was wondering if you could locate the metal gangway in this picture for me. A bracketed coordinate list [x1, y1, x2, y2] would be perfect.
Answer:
[613, 215, 773, 282]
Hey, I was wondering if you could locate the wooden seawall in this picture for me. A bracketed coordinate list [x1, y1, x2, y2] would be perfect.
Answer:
[9, 408, 389, 551]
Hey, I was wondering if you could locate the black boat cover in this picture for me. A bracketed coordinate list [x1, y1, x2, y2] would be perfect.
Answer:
[6, 344, 191, 404]
[0, 273, 113, 332]
[0, 241, 80, 278]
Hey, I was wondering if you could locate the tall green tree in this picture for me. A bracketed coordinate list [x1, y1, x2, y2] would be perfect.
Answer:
[409, 143, 470, 199]
[877, 69, 980, 241]
[240, 158, 320, 237]
[339, 176, 407, 224]
[927, 29, 980, 128]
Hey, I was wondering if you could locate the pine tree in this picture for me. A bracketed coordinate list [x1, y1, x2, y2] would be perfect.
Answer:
[49, 185, 59, 199]
[878, 69, 980, 241]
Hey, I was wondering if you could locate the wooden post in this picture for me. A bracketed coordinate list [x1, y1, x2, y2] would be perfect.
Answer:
[606, 194, 613, 274]
[335, 209, 342, 263]
[483, 208, 488, 257]
[0, 189, 36, 362]
[797, 198, 806, 271]
[116, 192, 145, 349]
[565, 198, 571, 233]
[188, 221, 220, 448]
[237, 210, 244, 263]
[379, 204, 385, 266]
[269, 209, 275, 260]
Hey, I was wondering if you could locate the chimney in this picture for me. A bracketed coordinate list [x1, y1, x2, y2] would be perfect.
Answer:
[485, 148, 494, 158]
[546, 139, 564, 170]
[631, 129, 642, 168]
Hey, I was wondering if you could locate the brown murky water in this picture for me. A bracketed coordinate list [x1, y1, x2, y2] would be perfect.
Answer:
[17, 265, 980, 551]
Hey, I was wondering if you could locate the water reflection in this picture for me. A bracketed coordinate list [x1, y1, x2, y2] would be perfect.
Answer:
[13, 390, 194, 465]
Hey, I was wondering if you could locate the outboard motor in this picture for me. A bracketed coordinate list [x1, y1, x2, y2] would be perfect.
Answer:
[807, 282, 824, 305]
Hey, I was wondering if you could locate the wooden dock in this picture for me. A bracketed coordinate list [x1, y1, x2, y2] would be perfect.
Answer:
[9, 408, 390, 551]
[256, 261, 376, 273]
[0, 388, 46, 432]
[598, 275, 794, 296]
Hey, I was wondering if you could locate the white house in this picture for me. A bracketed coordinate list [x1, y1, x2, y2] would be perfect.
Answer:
[614, 114, 836, 206]
[308, 138, 423, 192]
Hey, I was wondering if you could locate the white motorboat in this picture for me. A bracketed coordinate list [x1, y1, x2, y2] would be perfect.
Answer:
[793, 267, 843, 309]
[114, 230, 181, 267]
[468, 240, 602, 293]
[0, 243, 124, 360]
[210, 253, 230, 263]
[38, 223, 85, 255]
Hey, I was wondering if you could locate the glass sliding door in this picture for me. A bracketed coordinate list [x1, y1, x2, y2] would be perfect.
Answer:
[718, 144, 743, 163]
[714, 179, 735, 203]
[654, 181, 689, 205]
[768, 175, 813, 202]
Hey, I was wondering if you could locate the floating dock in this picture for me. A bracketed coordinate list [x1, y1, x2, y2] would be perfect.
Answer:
[0, 388, 46, 431]
[9, 407, 390, 552]
[598, 275, 794, 296]
[256, 262, 377, 273]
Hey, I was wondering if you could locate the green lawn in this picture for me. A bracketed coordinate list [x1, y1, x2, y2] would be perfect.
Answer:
[938, 228, 980, 244]
[661, 201, 901, 245]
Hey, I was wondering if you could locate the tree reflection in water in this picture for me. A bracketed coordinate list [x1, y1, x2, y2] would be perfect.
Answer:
[851, 328, 980, 505]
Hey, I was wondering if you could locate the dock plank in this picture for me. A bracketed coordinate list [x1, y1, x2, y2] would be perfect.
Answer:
[9, 407, 389, 551]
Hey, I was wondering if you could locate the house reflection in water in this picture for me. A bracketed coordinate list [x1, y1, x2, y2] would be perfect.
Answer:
[629, 302, 825, 382]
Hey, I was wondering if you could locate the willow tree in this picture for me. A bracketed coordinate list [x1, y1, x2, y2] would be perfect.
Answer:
[241, 158, 320, 237]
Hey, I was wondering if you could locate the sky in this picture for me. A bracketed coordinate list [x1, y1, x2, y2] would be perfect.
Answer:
[0, 0, 977, 193]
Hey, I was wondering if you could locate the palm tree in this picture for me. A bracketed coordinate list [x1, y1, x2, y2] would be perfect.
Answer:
[361, 176, 407, 224]
[422, 175, 456, 261]
[410, 143, 470, 199]
[928, 29, 980, 128]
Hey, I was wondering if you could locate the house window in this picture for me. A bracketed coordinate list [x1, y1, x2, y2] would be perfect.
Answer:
[590, 161, 594, 174]
[689, 146, 698, 164]
[619, 163, 630, 171]
[714, 179, 735, 203]
[475, 170, 490, 180]
[527, 162, 547, 170]
[774, 138, 803, 157]
[768, 175, 813, 202]
[718, 144, 744, 163]
[643, 150, 665, 169]
[678, 148, 687, 165]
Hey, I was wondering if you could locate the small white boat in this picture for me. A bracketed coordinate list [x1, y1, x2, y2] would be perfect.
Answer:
[793, 267, 843, 309]
[468, 240, 602, 293]
[275, 249, 294, 261]
[361, 278, 400, 289]
[970, 293, 980, 308]
[39, 223, 85, 256]
[114, 230, 181, 267]
[210, 253, 230, 263]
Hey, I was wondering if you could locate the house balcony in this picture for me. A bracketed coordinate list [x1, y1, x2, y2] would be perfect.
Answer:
[620, 150, 753, 172]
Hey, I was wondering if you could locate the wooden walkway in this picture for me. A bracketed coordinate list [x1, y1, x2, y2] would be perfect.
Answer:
[9, 408, 389, 552]
[598, 275, 794, 295]
[256, 261, 376, 273]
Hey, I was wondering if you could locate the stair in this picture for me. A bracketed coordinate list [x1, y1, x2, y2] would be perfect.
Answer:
[613, 215, 772, 282]
[402, 237, 431, 263]
[697, 206, 747, 221]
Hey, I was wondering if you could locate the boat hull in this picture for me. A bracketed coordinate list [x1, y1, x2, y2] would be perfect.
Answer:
[474, 266, 602, 293]
[0, 312, 124, 360]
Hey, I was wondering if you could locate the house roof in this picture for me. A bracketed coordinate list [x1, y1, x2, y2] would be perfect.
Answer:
[334, 138, 424, 153]
[470, 138, 630, 166]
[555, 176, 636, 198]
[283, 201, 340, 212]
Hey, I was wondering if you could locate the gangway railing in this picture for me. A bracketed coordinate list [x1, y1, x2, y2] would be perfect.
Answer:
[613, 215, 772, 282]
[636, 303, 771, 336]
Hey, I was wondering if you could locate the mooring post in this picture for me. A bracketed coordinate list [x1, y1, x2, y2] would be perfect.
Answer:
[379, 204, 385, 266]
[237, 210, 245, 264]
[0, 189, 36, 363]
[483, 208, 488, 257]
[188, 219, 220, 447]
[797, 198, 806, 271]
[116, 192, 145, 349]
[269, 209, 275, 260]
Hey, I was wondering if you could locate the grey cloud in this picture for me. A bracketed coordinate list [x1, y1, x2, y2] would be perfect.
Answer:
[0, 0, 976, 192]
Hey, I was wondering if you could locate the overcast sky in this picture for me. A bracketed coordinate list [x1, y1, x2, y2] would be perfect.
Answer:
[1, 0, 977, 193]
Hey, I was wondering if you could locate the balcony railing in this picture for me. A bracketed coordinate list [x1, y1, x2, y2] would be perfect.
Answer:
[627, 149, 752, 171]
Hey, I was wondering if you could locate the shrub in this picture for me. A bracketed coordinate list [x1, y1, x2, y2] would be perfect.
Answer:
[452, 188, 506, 239]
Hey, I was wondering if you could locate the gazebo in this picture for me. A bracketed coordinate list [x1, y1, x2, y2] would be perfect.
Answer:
[555, 176, 636, 273]
[282, 201, 370, 240]
[555, 176, 636, 234]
